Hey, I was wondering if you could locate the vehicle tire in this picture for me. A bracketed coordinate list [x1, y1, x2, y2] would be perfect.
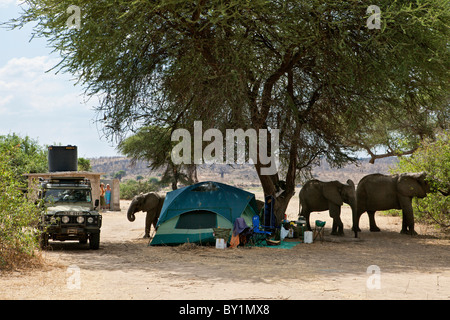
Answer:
[39, 233, 49, 249]
[89, 232, 100, 250]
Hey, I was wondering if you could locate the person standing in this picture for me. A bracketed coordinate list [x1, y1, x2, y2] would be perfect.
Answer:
[105, 184, 111, 210]
[100, 183, 106, 211]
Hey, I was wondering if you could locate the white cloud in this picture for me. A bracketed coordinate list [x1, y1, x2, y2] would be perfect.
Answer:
[0, 94, 13, 106]
[0, 94, 13, 114]
[0, 56, 91, 113]
[0, 55, 117, 157]
[0, 0, 21, 8]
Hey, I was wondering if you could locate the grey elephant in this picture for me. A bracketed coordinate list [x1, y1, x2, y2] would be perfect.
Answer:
[127, 192, 165, 238]
[299, 179, 356, 235]
[353, 172, 432, 236]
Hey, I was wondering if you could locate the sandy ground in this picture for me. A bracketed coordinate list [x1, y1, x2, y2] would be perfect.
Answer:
[1, 189, 449, 300]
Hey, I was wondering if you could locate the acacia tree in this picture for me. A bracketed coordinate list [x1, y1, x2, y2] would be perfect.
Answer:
[117, 125, 198, 190]
[9, 0, 449, 223]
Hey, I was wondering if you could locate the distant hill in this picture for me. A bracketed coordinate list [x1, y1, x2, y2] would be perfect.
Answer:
[89, 156, 398, 186]
[310, 157, 398, 183]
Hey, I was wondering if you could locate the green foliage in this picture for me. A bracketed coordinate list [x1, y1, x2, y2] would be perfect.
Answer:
[391, 131, 450, 229]
[117, 126, 172, 170]
[113, 170, 126, 181]
[119, 178, 161, 200]
[0, 133, 48, 184]
[118, 126, 198, 189]
[78, 157, 91, 171]
[0, 145, 43, 270]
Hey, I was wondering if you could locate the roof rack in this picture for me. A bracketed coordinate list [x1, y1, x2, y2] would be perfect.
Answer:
[41, 177, 92, 188]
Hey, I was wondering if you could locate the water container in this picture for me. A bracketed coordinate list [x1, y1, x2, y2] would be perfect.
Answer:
[48, 145, 78, 172]
[304, 231, 313, 243]
[215, 238, 226, 249]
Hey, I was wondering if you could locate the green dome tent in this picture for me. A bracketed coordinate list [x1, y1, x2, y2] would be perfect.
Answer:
[149, 181, 258, 246]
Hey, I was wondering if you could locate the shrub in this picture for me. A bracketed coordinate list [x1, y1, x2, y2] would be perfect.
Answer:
[120, 178, 161, 200]
[0, 146, 43, 270]
[391, 131, 450, 230]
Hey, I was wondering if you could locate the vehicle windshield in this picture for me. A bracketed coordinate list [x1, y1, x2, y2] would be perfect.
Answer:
[44, 188, 92, 203]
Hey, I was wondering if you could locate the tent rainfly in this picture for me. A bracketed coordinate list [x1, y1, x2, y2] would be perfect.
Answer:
[149, 181, 258, 246]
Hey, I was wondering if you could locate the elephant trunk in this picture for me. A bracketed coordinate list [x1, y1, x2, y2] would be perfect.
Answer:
[127, 204, 136, 222]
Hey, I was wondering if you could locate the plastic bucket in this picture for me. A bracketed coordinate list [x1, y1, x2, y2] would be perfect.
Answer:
[215, 238, 226, 249]
[304, 231, 313, 243]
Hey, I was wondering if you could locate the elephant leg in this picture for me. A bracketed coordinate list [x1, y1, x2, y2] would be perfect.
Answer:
[399, 196, 417, 235]
[331, 219, 344, 236]
[152, 216, 158, 229]
[144, 211, 152, 238]
[331, 219, 337, 235]
[368, 211, 380, 232]
[352, 208, 364, 233]
[329, 204, 344, 236]
[300, 207, 312, 231]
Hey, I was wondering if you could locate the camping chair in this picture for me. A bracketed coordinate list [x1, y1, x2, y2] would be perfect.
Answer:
[262, 195, 277, 233]
[313, 220, 326, 242]
[249, 195, 278, 246]
[249, 215, 272, 245]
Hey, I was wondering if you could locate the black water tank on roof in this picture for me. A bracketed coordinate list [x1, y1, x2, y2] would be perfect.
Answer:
[48, 145, 78, 172]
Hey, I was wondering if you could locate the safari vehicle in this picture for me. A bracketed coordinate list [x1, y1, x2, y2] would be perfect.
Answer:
[38, 177, 102, 250]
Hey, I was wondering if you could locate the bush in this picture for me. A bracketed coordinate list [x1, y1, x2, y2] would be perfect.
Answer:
[0, 133, 48, 185]
[391, 131, 450, 230]
[120, 178, 161, 200]
[0, 146, 43, 270]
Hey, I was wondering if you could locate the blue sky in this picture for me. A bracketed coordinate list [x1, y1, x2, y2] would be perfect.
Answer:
[0, 1, 119, 158]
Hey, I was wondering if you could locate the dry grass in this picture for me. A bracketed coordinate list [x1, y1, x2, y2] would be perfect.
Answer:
[0, 247, 45, 273]
[172, 242, 205, 252]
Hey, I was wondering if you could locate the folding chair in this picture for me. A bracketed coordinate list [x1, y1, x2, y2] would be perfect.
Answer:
[249, 215, 272, 245]
[263, 195, 277, 233]
[313, 220, 326, 242]
[249, 195, 279, 245]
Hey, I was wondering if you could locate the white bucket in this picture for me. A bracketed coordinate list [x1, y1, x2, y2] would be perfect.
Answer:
[304, 231, 313, 243]
[288, 228, 294, 238]
[215, 238, 226, 249]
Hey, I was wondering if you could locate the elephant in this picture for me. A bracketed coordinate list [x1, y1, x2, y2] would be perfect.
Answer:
[299, 179, 356, 235]
[352, 172, 432, 237]
[127, 192, 165, 238]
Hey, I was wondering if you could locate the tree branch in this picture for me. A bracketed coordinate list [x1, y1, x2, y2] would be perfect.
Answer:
[363, 145, 418, 164]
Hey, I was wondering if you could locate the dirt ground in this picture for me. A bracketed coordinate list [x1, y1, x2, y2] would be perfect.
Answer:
[1, 189, 449, 300]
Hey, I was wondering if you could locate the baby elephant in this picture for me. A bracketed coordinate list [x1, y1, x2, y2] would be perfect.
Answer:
[299, 179, 356, 235]
[127, 192, 165, 238]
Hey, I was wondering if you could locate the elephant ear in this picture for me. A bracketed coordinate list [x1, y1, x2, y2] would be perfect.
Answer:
[346, 179, 355, 189]
[143, 192, 160, 210]
[397, 174, 427, 198]
[134, 194, 145, 207]
[323, 182, 344, 206]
